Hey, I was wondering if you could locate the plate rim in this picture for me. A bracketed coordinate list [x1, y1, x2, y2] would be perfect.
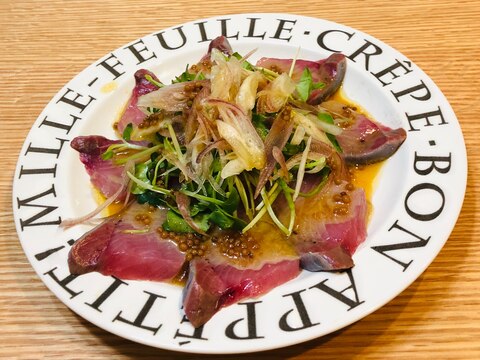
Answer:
[12, 12, 468, 354]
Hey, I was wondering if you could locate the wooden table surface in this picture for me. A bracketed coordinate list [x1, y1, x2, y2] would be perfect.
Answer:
[1, 0, 479, 358]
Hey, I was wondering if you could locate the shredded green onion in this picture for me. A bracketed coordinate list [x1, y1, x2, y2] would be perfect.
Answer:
[242, 185, 282, 234]
[94, 47, 354, 237]
[293, 136, 312, 201]
[179, 189, 225, 205]
[234, 176, 252, 220]
[115, 145, 162, 165]
[255, 181, 279, 211]
[260, 187, 289, 236]
[279, 179, 295, 236]
[151, 156, 166, 186]
[167, 123, 185, 163]
[126, 171, 171, 195]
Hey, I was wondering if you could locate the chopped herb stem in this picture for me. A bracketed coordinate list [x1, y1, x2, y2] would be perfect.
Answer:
[151, 156, 166, 186]
[115, 145, 162, 165]
[255, 181, 279, 211]
[145, 74, 164, 88]
[102, 142, 149, 160]
[179, 189, 225, 205]
[293, 136, 312, 201]
[167, 123, 185, 163]
[208, 174, 226, 197]
[241, 186, 282, 234]
[243, 172, 256, 216]
[127, 171, 171, 195]
[279, 179, 295, 236]
[234, 176, 252, 220]
[255, 66, 279, 80]
[159, 164, 179, 178]
[121, 140, 150, 150]
[260, 188, 289, 236]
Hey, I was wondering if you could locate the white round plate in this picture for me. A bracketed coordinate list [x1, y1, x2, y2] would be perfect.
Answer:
[12, 13, 467, 354]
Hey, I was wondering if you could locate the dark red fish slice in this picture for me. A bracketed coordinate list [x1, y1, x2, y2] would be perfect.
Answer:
[71, 136, 124, 199]
[293, 186, 367, 271]
[184, 258, 299, 327]
[68, 203, 185, 281]
[276, 170, 367, 272]
[206, 35, 233, 56]
[116, 69, 161, 134]
[182, 222, 300, 327]
[256, 53, 347, 104]
[336, 115, 407, 165]
[322, 100, 407, 165]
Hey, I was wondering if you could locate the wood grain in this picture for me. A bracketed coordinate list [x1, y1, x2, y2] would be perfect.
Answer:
[1, 0, 479, 358]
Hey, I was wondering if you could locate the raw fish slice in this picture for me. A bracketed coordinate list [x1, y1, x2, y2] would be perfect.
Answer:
[338, 116, 406, 165]
[193, 35, 233, 76]
[292, 184, 367, 271]
[71, 136, 124, 199]
[137, 80, 208, 114]
[116, 69, 161, 134]
[182, 222, 300, 327]
[322, 100, 407, 165]
[69, 203, 185, 282]
[276, 169, 367, 272]
[184, 258, 299, 327]
[256, 53, 347, 104]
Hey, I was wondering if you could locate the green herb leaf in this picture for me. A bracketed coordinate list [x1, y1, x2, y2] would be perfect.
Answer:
[136, 190, 166, 207]
[173, 65, 205, 83]
[163, 210, 195, 233]
[162, 210, 210, 233]
[296, 68, 325, 102]
[122, 123, 133, 141]
[209, 210, 234, 229]
[193, 213, 211, 232]
[190, 202, 208, 217]
[296, 68, 313, 102]
[278, 179, 295, 236]
[317, 113, 343, 153]
[222, 188, 240, 213]
[317, 112, 334, 124]
[283, 141, 306, 157]
[252, 113, 269, 140]
[210, 156, 222, 173]
[131, 163, 151, 195]
[209, 207, 247, 230]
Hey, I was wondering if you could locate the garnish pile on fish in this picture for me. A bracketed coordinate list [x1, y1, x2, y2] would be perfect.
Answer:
[66, 36, 406, 327]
